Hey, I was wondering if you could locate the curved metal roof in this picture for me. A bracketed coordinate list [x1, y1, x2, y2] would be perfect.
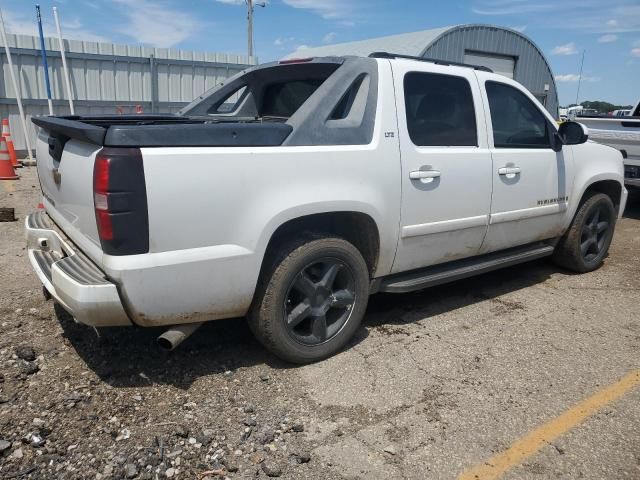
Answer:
[283, 26, 454, 59]
[284, 24, 559, 118]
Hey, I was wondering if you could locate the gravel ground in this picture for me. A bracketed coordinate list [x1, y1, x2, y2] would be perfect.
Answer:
[1, 167, 639, 480]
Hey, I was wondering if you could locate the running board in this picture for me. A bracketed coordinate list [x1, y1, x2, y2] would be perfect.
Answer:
[377, 243, 555, 294]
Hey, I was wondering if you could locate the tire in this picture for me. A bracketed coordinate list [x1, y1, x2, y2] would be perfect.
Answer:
[553, 193, 616, 273]
[249, 236, 370, 364]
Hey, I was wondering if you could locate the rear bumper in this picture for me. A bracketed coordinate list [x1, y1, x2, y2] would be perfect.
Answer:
[25, 211, 132, 327]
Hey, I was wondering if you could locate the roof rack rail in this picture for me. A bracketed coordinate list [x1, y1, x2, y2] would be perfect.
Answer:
[368, 52, 493, 73]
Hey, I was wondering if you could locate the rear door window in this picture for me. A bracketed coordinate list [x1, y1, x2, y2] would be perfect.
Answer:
[404, 72, 478, 147]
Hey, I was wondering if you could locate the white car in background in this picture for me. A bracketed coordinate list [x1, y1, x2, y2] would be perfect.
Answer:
[611, 110, 631, 117]
[576, 100, 640, 189]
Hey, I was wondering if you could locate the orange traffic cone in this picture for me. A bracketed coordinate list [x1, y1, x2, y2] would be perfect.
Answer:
[5, 135, 19, 168]
[0, 137, 18, 180]
[1, 119, 19, 168]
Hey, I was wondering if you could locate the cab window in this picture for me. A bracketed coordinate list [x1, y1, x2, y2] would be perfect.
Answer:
[486, 81, 550, 148]
[404, 72, 478, 147]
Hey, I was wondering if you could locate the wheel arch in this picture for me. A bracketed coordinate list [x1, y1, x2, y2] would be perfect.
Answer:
[561, 174, 624, 237]
[260, 211, 382, 279]
[579, 178, 623, 214]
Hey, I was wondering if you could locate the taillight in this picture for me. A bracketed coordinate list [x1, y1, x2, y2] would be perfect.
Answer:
[94, 155, 113, 241]
[94, 156, 110, 192]
[95, 209, 114, 240]
[93, 148, 149, 255]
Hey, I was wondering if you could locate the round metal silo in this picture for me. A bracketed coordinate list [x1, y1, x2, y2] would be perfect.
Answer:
[422, 25, 558, 117]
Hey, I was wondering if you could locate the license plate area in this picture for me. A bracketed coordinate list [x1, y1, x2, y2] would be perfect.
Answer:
[47, 133, 69, 165]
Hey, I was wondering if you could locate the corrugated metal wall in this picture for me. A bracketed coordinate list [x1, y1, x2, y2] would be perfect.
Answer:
[424, 25, 559, 117]
[0, 34, 254, 151]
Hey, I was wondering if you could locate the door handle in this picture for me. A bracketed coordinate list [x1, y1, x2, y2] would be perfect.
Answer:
[410, 170, 441, 180]
[498, 166, 521, 176]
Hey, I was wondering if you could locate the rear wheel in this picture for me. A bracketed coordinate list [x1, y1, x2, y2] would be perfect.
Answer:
[553, 193, 616, 273]
[249, 237, 370, 364]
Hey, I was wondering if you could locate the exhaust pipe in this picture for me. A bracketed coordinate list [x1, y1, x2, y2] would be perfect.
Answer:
[157, 322, 203, 351]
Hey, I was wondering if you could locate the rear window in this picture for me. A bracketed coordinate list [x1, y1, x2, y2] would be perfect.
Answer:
[261, 79, 326, 118]
[212, 85, 248, 114]
[181, 62, 341, 120]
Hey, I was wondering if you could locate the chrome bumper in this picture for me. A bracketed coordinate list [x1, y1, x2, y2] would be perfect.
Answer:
[25, 211, 132, 327]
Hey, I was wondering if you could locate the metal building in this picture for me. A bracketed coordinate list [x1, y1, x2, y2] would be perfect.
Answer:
[0, 33, 253, 152]
[287, 24, 558, 117]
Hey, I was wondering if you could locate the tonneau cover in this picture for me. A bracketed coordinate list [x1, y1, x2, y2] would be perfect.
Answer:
[105, 123, 293, 147]
[31, 116, 293, 147]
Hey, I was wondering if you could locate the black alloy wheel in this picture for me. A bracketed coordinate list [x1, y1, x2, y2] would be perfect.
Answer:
[553, 192, 616, 273]
[580, 205, 612, 263]
[283, 258, 356, 346]
[249, 236, 370, 364]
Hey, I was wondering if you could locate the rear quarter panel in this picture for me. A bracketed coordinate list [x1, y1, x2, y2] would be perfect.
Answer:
[105, 61, 402, 326]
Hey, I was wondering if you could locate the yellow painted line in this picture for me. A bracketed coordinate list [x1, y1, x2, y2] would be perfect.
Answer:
[458, 370, 640, 480]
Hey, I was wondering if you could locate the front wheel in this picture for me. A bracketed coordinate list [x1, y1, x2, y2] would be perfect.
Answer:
[249, 237, 370, 364]
[553, 193, 616, 273]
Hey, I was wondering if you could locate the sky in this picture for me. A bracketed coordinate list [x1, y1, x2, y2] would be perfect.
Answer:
[0, 0, 639, 106]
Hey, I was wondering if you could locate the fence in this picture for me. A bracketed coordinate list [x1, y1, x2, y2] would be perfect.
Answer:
[0, 33, 254, 152]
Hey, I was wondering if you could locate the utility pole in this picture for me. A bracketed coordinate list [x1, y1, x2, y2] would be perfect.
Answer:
[53, 7, 75, 115]
[36, 4, 54, 115]
[0, 8, 35, 163]
[575, 50, 585, 106]
[247, 0, 253, 60]
[246, 0, 265, 63]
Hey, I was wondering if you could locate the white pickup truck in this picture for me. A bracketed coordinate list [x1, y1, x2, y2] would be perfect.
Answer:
[573, 100, 640, 189]
[26, 53, 627, 363]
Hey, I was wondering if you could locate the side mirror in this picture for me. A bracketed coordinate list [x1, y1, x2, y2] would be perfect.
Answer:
[558, 121, 589, 146]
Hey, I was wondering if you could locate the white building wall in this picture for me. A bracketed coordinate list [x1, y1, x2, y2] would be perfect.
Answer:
[0, 34, 254, 151]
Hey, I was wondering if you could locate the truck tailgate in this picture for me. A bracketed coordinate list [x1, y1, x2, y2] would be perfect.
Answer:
[36, 127, 103, 264]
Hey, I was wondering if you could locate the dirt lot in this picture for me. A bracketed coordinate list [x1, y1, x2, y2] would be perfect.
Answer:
[1, 166, 639, 480]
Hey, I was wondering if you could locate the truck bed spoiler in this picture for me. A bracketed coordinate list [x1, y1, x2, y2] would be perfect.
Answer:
[32, 116, 106, 145]
[31, 116, 294, 147]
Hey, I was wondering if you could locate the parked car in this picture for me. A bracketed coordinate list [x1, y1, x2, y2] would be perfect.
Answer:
[577, 108, 601, 117]
[26, 53, 627, 363]
[611, 109, 631, 117]
[575, 100, 640, 190]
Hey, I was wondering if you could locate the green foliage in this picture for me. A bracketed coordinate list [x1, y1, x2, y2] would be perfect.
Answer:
[579, 101, 633, 113]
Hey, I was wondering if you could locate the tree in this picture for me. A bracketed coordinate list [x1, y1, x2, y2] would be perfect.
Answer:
[579, 100, 633, 113]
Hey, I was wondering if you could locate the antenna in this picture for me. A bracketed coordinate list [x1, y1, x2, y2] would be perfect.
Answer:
[575, 49, 585, 106]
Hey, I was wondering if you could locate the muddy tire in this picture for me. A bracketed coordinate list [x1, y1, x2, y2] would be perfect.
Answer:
[553, 193, 616, 273]
[249, 236, 370, 364]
